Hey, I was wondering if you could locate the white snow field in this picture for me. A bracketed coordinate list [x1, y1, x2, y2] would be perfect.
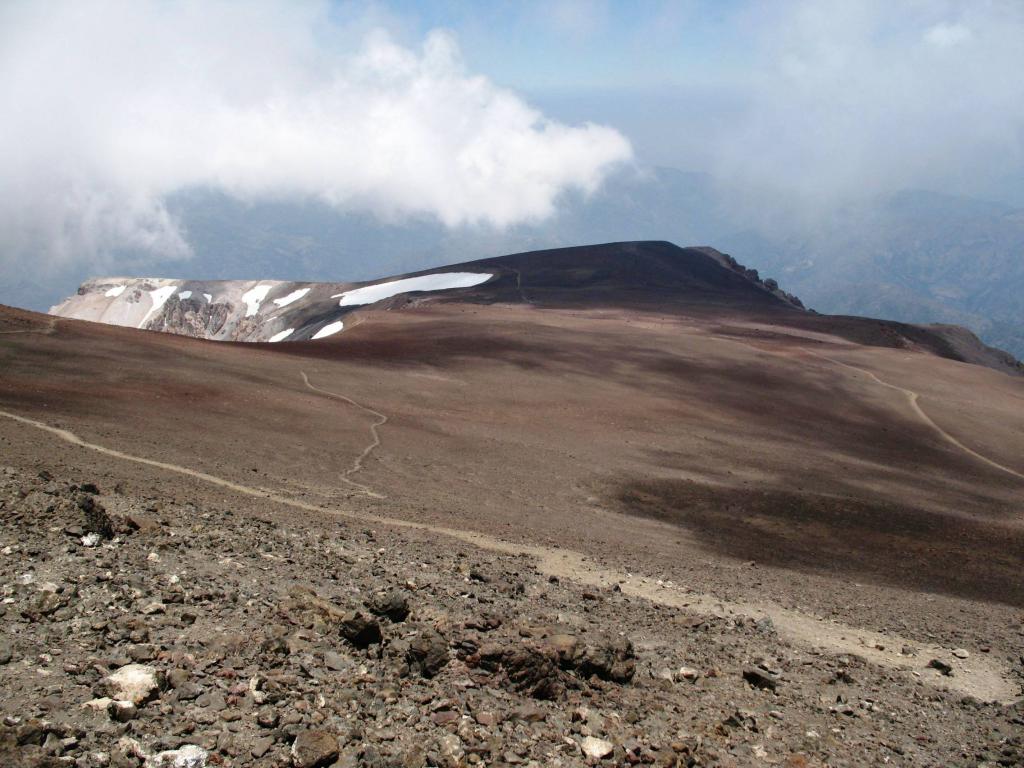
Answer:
[268, 328, 294, 343]
[311, 320, 344, 340]
[178, 290, 192, 300]
[332, 273, 492, 307]
[104, 285, 126, 298]
[138, 286, 178, 328]
[242, 285, 273, 317]
[272, 288, 310, 308]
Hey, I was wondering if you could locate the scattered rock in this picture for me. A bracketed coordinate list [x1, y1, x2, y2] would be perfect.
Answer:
[743, 666, 779, 691]
[580, 736, 614, 760]
[103, 665, 162, 705]
[339, 611, 382, 648]
[290, 730, 339, 768]
[146, 745, 207, 768]
[79, 496, 114, 539]
[368, 592, 410, 623]
[406, 627, 449, 678]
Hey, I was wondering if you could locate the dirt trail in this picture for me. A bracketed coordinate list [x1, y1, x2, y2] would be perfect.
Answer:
[708, 329, 1024, 483]
[0, 406, 1016, 703]
[809, 351, 1024, 482]
[300, 370, 387, 499]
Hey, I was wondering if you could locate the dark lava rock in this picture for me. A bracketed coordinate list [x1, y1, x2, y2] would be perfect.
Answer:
[502, 647, 564, 700]
[340, 610, 382, 648]
[368, 591, 409, 623]
[78, 495, 114, 539]
[743, 666, 779, 691]
[406, 627, 449, 678]
[291, 729, 339, 768]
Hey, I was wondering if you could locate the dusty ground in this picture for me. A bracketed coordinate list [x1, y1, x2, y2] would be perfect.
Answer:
[1, 291, 1023, 767]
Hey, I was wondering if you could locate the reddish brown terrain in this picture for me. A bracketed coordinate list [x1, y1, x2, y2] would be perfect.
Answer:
[1, 242, 1022, 767]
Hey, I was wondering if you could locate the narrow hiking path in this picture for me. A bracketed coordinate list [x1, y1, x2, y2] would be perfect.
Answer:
[300, 370, 387, 499]
[0, 406, 1016, 703]
[707, 329, 1024, 483]
[808, 350, 1024, 483]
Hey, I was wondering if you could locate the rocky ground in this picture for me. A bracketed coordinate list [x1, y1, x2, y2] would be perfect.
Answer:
[1, 465, 1022, 768]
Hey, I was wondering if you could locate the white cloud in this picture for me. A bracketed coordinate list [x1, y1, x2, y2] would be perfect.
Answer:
[923, 22, 972, 48]
[0, 0, 631, 273]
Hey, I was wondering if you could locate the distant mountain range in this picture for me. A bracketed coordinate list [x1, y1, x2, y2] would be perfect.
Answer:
[6, 166, 1023, 357]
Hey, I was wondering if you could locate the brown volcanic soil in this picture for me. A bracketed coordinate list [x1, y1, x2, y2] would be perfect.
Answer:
[1, 276, 1024, 765]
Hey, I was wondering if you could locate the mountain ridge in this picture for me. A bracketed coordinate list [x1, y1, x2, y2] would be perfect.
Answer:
[47, 240, 1021, 375]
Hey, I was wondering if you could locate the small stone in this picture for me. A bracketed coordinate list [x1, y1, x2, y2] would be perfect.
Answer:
[81, 533, 102, 547]
[103, 664, 161, 705]
[406, 627, 449, 678]
[677, 666, 700, 681]
[148, 744, 207, 768]
[580, 736, 614, 760]
[928, 659, 953, 676]
[475, 711, 500, 727]
[952, 648, 970, 659]
[252, 736, 274, 758]
[339, 611, 382, 648]
[107, 700, 137, 722]
[291, 730, 339, 768]
[431, 710, 460, 726]
[743, 666, 779, 691]
[368, 592, 410, 623]
[323, 651, 345, 671]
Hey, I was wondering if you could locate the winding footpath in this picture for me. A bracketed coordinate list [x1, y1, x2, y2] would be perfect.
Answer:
[300, 371, 388, 499]
[0, 404, 1016, 703]
[808, 351, 1024, 483]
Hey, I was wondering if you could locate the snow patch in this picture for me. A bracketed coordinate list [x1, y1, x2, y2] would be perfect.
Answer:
[178, 290, 192, 300]
[311, 320, 344, 340]
[268, 328, 294, 343]
[104, 285, 126, 298]
[138, 286, 177, 328]
[202, 293, 212, 303]
[332, 272, 492, 307]
[272, 287, 310, 308]
[242, 284, 273, 317]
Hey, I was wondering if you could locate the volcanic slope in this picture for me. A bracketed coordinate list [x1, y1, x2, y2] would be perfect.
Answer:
[2, 241, 1023, 765]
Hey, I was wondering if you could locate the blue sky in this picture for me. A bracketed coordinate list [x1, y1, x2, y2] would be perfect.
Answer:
[331, 0, 753, 91]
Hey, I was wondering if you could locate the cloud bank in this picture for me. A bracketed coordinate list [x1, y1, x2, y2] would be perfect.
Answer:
[709, 1, 1024, 209]
[0, 1, 631, 272]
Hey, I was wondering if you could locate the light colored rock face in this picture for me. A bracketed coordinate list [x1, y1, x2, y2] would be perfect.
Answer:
[49, 271, 494, 343]
[580, 736, 614, 759]
[104, 663, 160, 705]
[146, 745, 207, 768]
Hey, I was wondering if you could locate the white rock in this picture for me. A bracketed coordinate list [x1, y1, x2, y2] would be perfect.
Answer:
[81, 533, 101, 547]
[146, 745, 207, 768]
[952, 648, 970, 659]
[580, 736, 614, 760]
[677, 666, 700, 681]
[82, 697, 114, 711]
[108, 699, 138, 722]
[104, 664, 160, 705]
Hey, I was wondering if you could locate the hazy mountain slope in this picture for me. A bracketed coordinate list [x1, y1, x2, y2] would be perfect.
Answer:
[7, 168, 1023, 356]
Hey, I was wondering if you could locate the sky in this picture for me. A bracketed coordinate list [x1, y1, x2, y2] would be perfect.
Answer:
[1, 0, 1022, 280]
